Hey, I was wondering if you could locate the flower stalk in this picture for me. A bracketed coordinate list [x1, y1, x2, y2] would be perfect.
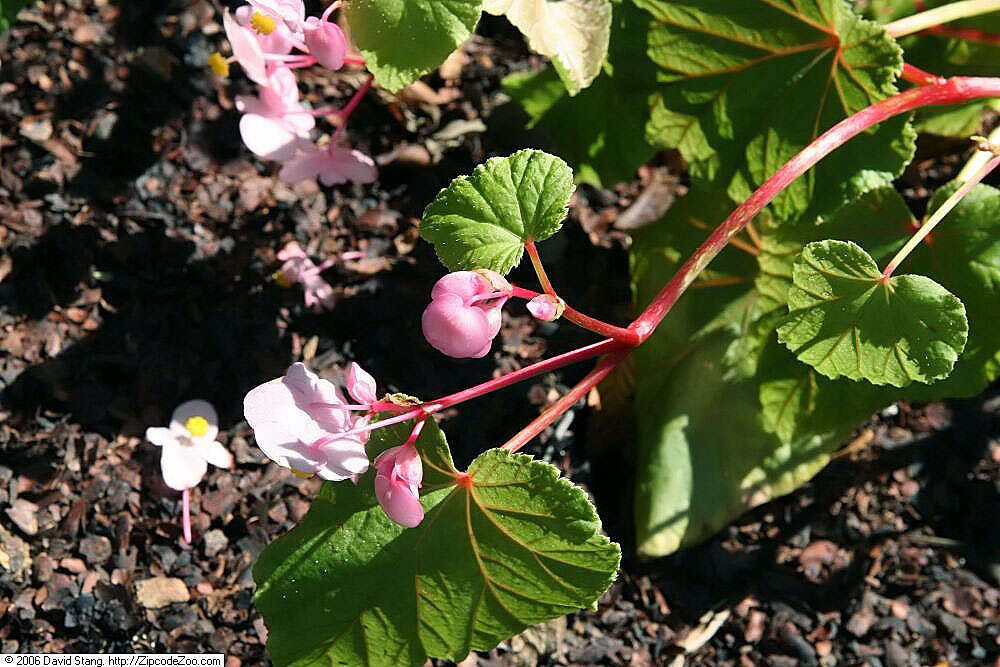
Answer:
[885, 0, 1000, 38]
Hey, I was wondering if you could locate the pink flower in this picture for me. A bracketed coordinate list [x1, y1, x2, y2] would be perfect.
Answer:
[279, 143, 377, 186]
[421, 270, 511, 358]
[275, 242, 338, 312]
[222, 9, 268, 86]
[302, 16, 347, 70]
[373, 444, 424, 527]
[235, 4, 295, 55]
[146, 400, 233, 491]
[236, 67, 314, 161]
[243, 363, 370, 481]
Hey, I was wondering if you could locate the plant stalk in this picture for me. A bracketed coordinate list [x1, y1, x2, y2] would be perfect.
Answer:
[629, 77, 1000, 342]
[885, 0, 1000, 38]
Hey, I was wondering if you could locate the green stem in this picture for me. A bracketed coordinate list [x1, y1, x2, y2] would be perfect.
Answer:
[882, 152, 1000, 278]
[885, 0, 1000, 38]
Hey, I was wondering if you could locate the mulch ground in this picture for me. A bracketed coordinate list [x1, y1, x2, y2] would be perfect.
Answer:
[1, 2, 998, 665]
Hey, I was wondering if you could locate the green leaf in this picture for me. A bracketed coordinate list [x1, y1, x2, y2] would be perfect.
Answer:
[1, 0, 29, 32]
[638, 0, 914, 221]
[776, 240, 968, 387]
[502, 1, 658, 187]
[420, 149, 574, 274]
[904, 182, 1000, 399]
[484, 0, 612, 95]
[343, 0, 483, 92]
[254, 419, 620, 666]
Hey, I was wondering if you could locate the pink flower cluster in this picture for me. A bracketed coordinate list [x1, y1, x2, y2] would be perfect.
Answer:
[220, 0, 376, 186]
[244, 363, 426, 528]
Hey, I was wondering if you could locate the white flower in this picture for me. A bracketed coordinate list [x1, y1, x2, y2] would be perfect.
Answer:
[146, 400, 234, 490]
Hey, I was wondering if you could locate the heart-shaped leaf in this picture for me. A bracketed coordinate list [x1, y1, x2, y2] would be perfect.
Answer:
[421, 150, 574, 274]
[484, 0, 612, 95]
[344, 0, 483, 92]
[777, 240, 968, 387]
[254, 419, 620, 666]
[637, 0, 913, 221]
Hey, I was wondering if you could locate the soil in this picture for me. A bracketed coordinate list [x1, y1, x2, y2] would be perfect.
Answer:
[1, 1, 998, 665]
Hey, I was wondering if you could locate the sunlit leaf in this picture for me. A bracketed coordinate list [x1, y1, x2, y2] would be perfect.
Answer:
[777, 240, 968, 387]
[484, 0, 612, 95]
[420, 150, 574, 274]
[344, 0, 482, 92]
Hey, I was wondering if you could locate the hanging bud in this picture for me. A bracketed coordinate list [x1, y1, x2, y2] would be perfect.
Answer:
[302, 16, 347, 70]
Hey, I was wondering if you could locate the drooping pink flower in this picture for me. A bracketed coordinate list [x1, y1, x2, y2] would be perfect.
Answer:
[422, 270, 511, 358]
[146, 400, 234, 491]
[222, 9, 268, 86]
[234, 4, 295, 55]
[373, 443, 424, 528]
[243, 363, 370, 481]
[236, 67, 314, 161]
[279, 143, 377, 186]
[302, 16, 347, 70]
[275, 242, 338, 312]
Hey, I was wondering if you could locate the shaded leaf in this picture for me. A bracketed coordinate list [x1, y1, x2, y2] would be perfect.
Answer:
[420, 150, 574, 274]
[777, 240, 968, 387]
[1, 0, 29, 31]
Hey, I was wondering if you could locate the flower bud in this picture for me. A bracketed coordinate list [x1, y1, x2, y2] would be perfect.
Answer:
[422, 271, 510, 358]
[527, 294, 565, 321]
[303, 17, 347, 70]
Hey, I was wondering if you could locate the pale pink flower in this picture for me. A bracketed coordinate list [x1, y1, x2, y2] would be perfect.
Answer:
[243, 363, 370, 481]
[236, 67, 314, 161]
[275, 242, 338, 312]
[146, 400, 233, 491]
[248, 0, 306, 32]
[279, 143, 377, 186]
[373, 444, 424, 527]
[235, 4, 295, 55]
[422, 270, 511, 358]
[222, 9, 268, 86]
[302, 16, 347, 70]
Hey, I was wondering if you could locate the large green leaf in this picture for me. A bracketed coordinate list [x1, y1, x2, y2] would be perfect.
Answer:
[628, 188, 885, 557]
[1, 0, 28, 31]
[502, 1, 658, 187]
[343, 0, 483, 92]
[484, 0, 612, 95]
[254, 419, 620, 666]
[420, 150, 574, 274]
[638, 0, 914, 221]
[776, 239, 968, 387]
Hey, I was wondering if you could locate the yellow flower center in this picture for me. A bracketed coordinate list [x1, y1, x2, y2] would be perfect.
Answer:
[207, 52, 229, 78]
[185, 416, 210, 437]
[290, 469, 315, 479]
[250, 12, 278, 35]
[273, 270, 293, 288]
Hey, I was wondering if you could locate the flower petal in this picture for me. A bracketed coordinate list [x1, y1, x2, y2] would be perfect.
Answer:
[375, 473, 424, 528]
[160, 442, 208, 491]
[346, 362, 377, 405]
[170, 399, 219, 442]
[198, 440, 234, 469]
[145, 427, 176, 448]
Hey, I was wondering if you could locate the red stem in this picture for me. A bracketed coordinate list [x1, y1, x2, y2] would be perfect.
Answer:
[901, 63, 944, 86]
[510, 286, 640, 344]
[181, 489, 192, 544]
[502, 350, 628, 453]
[921, 26, 1000, 45]
[629, 76, 1000, 343]
[332, 74, 374, 142]
[524, 241, 556, 296]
